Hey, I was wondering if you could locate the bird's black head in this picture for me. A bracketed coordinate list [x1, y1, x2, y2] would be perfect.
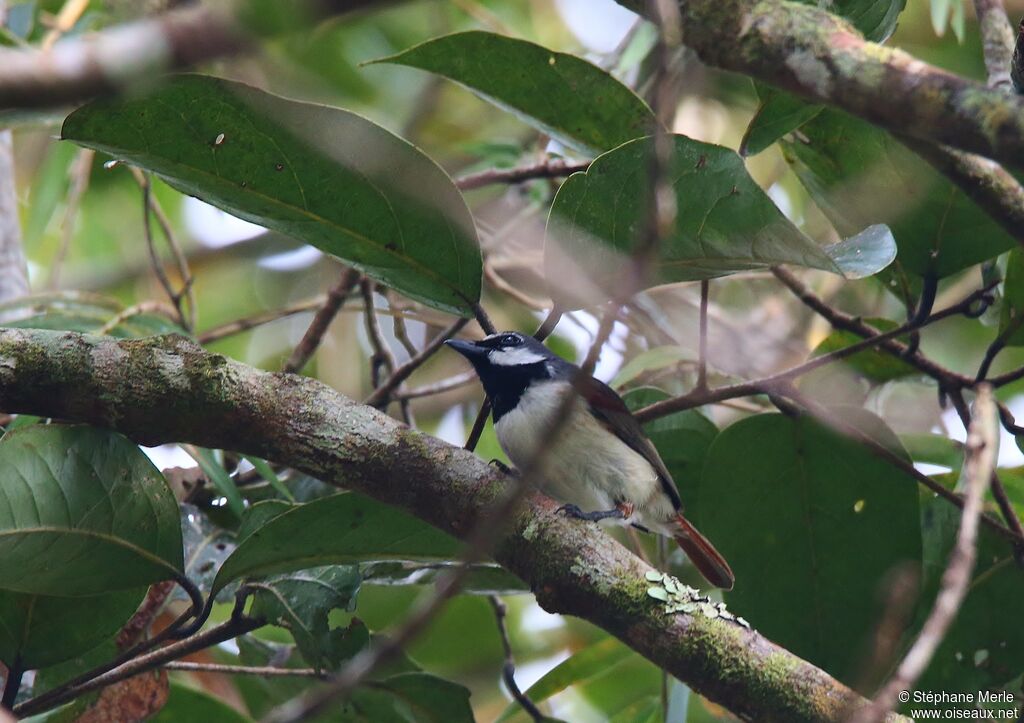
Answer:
[445, 331, 567, 420]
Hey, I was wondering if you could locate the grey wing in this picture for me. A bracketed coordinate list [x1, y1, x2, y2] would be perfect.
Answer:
[580, 376, 682, 510]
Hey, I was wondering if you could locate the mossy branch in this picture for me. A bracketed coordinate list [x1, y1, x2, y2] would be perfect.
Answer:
[0, 328, 908, 722]
[616, 0, 1024, 172]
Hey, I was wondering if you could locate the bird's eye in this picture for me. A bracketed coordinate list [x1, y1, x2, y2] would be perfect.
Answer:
[501, 334, 521, 347]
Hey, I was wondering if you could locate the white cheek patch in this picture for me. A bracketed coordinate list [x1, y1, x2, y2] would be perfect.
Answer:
[488, 347, 546, 366]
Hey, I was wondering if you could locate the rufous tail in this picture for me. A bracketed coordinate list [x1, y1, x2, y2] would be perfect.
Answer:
[671, 513, 735, 590]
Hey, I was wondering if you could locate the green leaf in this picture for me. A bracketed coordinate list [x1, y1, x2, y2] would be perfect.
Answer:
[179, 503, 236, 598]
[545, 135, 895, 307]
[800, 0, 905, 42]
[998, 248, 1024, 346]
[0, 587, 144, 668]
[900, 434, 964, 470]
[371, 31, 655, 155]
[622, 387, 717, 516]
[0, 425, 184, 596]
[346, 672, 473, 723]
[698, 413, 922, 684]
[740, 84, 823, 157]
[781, 109, 1016, 279]
[249, 566, 363, 670]
[810, 318, 917, 382]
[496, 637, 633, 722]
[611, 347, 693, 389]
[150, 682, 253, 723]
[184, 447, 244, 518]
[360, 561, 528, 594]
[916, 498, 1024, 693]
[242, 456, 294, 502]
[211, 493, 462, 596]
[0, 293, 183, 338]
[62, 74, 481, 316]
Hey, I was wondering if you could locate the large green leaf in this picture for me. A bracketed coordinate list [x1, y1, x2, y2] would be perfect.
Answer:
[211, 493, 462, 596]
[698, 413, 922, 684]
[781, 109, 1017, 278]
[249, 566, 363, 670]
[62, 74, 481, 316]
[0, 425, 184, 596]
[371, 31, 655, 155]
[740, 84, 823, 158]
[545, 135, 895, 307]
[0, 588, 144, 669]
[916, 497, 1024, 694]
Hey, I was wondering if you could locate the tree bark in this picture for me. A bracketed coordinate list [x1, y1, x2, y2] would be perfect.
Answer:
[617, 0, 1024, 172]
[0, 328, 909, 723]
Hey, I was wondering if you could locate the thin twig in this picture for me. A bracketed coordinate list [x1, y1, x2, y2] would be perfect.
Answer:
[975, 311, 1024, 381]
[364, 318, 468, 408]
[46, 147, 92, 289]
[281, 267, 360, 374]
[198, 297, 326, 344]
[771, 266, 974, 388]
[950, 391, 1024, 550]
[697, 279, 709, 390]
[40, 0, 91, 50]
[361, 280, 397, 389]
[973, 0, 1016, 90]
[454, 159, 590, 191]
[16, 604, 263, 717]
[95, 300, 180, 336]
[851, 385, 997, 723]
[387, 292, 420, 358]
[488, 595, 543, 722]
[163, 661, 325, 678]
[134, 171, 196, 331]
[397, 371, 476, 400]
[635, 281, 993, 423]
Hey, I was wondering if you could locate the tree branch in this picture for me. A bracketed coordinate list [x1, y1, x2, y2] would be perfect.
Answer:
[0, 328, 907, 723]
[616, 0, 1024, 171]
[0, 1, 392, 110]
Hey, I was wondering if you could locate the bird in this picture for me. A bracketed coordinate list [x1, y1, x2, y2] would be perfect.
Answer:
[445, 331, 735, 590]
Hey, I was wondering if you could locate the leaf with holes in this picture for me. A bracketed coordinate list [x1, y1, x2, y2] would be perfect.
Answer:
[545, 135, 895, 307]
[371, 31, 655, 155]
[62, 74, 481, 315]
[0, 425, 184, 596]
[249, 565, 362, 670]
[698, 413, 921, 685]
[211, 493, 462, 597]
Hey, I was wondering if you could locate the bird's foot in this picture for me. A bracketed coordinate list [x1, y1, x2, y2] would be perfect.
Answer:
[489, 458, 517, 476]
[556, 504, 626, 522]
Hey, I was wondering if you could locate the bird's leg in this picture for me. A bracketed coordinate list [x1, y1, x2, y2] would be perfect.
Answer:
[489, 458, 517, 476]
[557, 501, 635, 522]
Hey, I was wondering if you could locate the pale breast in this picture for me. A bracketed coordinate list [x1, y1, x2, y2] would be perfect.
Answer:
[494, 380, 665, 519]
